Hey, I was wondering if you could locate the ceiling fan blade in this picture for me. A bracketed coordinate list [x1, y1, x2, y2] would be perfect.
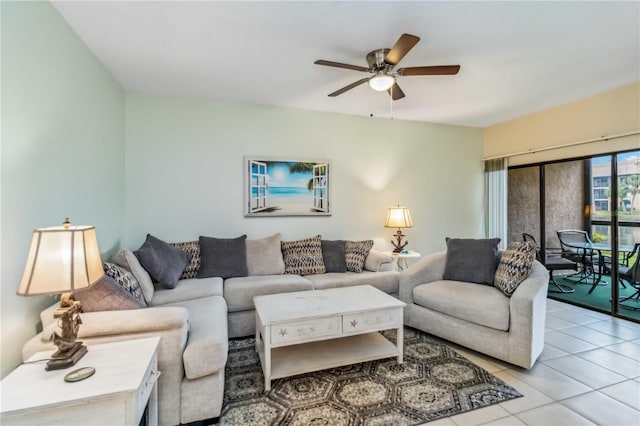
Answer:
[328, 78, 370, 97]
[314, 60, 369, 72]
[384, 33, 420, 66]
[387, 83, 405, 100]
[398, 65, 461, 76]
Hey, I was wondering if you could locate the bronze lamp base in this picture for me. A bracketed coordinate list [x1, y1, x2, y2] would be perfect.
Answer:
[47, 293, 87, 370]
[46, 342, 88, 371]
[391, 228, 408, 253]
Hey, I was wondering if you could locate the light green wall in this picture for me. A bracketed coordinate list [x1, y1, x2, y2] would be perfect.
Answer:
[125, 93, 485, 255]
[1, 1, 125, 377]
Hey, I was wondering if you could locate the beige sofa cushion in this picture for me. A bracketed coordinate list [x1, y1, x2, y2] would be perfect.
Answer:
[306, 271, 399, 294]
[150, 277, 223, 307]
[246, 233, 285, 276]
[413, 280, 510, 331]
[224, 275, 313, 312]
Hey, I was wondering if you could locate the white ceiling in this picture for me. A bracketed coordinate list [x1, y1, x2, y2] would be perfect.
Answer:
[52, 1, 640, 127]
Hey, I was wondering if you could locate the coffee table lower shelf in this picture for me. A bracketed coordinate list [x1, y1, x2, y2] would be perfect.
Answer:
[257, 332, 399, 387]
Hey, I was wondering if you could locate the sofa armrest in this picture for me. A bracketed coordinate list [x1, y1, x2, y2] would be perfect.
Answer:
[508, 261, 549, 367]
[23, 306, 189, 360]
[399, 251, 447, 303]
[364, 249, 394, 272]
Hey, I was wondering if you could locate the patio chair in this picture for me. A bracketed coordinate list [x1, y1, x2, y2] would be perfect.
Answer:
[619, 243, 640, 310]
[523, 233, 576, 293]
[556, 229, 602, 287]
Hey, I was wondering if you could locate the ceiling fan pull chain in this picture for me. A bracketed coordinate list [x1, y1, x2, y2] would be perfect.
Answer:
[390, 88, 394, 120]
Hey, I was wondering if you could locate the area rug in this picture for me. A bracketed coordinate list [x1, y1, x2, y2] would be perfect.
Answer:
[220, 327, 521, 425]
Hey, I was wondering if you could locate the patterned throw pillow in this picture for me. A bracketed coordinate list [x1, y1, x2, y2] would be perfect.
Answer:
[494, 242, 537, 297]
[170, 241, 201, 279]
[281, 235, 326, 275]
[103, 262, 147, 306]
[345, 240, 374, 273]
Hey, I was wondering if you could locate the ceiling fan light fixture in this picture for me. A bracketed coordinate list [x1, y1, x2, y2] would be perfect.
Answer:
[368, 73, 395, 91]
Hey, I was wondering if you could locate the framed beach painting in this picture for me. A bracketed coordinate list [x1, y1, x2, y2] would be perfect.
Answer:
[244, 156, 331, 216]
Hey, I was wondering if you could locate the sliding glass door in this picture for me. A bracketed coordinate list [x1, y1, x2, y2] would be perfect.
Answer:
[507, 150, 640, 323]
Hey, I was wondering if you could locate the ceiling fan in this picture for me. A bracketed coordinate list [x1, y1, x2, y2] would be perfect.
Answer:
[314, 33, 460, 101]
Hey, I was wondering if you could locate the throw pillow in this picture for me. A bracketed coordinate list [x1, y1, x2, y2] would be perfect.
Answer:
[198, 235, 248, 279]
[170, 240, 201, 279]
[494, 242, 537, 296]
[321, 240, 347, 273]
[246, 233, 285, 276]
[134, 234, 191, 289]
[281, 235, 326, 275]
[443, 237, 501, 285]
[345, 240, 374, 273]
[74, 274, 146, 312]
[102, 262, 147, 306]
[113, 249, 154, 303]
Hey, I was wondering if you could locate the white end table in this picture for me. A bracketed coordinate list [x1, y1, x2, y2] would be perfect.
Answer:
[387, 250, 421, 271]
[1, 337, 160, 426]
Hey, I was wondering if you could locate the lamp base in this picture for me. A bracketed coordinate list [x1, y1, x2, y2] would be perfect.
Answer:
[390, 229, 408, 253]
[46, 342, 87, 371]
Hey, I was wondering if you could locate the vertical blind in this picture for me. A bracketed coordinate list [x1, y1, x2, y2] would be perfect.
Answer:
[485, 158, 508, 248]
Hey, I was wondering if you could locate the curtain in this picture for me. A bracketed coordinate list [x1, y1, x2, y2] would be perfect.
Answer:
[485, 158, 508, 248]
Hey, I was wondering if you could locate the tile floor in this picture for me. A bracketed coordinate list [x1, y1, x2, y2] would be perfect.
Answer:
[430, 298, 640, 426]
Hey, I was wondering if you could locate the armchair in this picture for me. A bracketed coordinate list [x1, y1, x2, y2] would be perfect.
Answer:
[399, 251, 548, 369]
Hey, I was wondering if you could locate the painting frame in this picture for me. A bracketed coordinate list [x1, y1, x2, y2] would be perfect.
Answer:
[244, 156, 331, 217]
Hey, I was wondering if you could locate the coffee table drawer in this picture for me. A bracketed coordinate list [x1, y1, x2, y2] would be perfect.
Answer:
[343, 308, 401, 334]
[271, 316, 339, 345]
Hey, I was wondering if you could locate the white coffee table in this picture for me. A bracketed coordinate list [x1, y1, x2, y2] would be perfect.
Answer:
[254, 285, 405, 391]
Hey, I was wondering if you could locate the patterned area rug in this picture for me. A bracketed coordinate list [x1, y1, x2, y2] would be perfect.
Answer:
[221, 327, 521, 425]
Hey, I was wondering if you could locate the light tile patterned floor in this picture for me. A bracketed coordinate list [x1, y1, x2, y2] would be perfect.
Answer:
[437, 299, 640, 426]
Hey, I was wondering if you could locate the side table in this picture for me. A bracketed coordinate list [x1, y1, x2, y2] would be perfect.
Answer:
[1, 337, 160, 426]
[387, 250, 422, 271]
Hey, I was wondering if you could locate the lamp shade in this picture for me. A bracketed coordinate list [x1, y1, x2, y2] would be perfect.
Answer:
[384, 206, 413, 228]
[17, 224, 104, 296]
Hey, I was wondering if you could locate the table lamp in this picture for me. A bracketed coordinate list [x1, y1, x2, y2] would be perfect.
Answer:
[17, 218, 104, 370]
[384, 205, 413, 253]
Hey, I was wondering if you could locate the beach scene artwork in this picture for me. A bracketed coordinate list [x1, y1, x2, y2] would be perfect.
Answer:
[244, 157, 331, 216]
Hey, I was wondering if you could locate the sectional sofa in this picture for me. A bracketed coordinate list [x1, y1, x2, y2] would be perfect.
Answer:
[21, 235, 547, 425]
[21, 234, 398, 426]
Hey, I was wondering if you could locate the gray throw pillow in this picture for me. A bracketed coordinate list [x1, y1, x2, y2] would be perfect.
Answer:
[134, 234, 191, 289]
[443, 238, 501, 285]
[246, 233, 285, 276]
[74, 275, 145, 312]
[198, 235, 248, 279]
[322, 240, 347, 273]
